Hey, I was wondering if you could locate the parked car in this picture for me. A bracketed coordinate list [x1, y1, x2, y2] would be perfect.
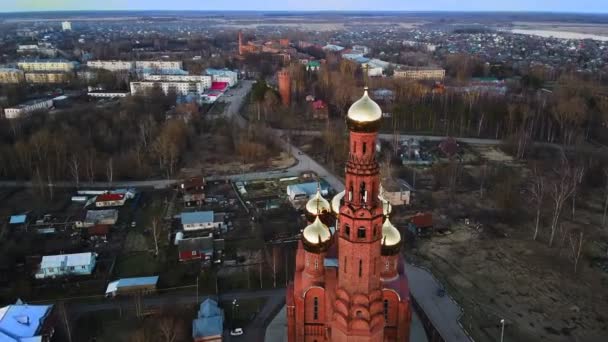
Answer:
[230, 328, 244, 336]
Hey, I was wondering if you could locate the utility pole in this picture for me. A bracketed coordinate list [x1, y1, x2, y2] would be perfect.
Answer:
[273, 249, 277, 288]
[500, 319, 505, 342]
[196, 275, 199, 304]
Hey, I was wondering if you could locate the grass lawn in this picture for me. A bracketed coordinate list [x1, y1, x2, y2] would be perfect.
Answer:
[114, 252, 161, 278]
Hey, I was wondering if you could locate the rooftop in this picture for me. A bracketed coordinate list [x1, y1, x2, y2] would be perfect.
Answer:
[0, 302, 53, 342]
[40, 252, 95, 269]
[181, 211, 214, 225]
[105, 276, 159, 294]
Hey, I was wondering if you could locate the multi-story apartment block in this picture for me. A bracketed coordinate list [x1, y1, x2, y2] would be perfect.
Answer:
[0, 68, 25, 84]
[17, 58, 77, 72]
[144, 74, 212, 88]
[393, 67, 446, 80]
[87, 60, 135, 72]
[135, 60, 183, 71]
[25, 72, 70, 84]
[205, 68, 238, 87]
[130, 81, 208, 97]
[4, 98, 53, 119]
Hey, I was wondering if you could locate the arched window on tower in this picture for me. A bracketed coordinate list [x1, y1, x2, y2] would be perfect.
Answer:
[360, 181, 367, 204]
[344, 225, 350, 238]
[353, 141, 356, 153]
[349, 183, 354, 201]
[357, 227, 366, 239]
[363, 142, 367, 154]
[359, 259, 363, 277]
[314, 258, 319, 270]
[313, 297, 319, 320]
[384, 299, 389, 322]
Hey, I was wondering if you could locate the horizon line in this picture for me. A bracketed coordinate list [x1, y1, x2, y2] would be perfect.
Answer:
[1, 9, 608, 15]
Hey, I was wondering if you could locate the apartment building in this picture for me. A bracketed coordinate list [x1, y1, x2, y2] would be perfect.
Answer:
[394, 67, 446, 80]
[135, 60, 183, 71]
[144, 74, 212, 88]
[4, 98, 53, 119]
[130, 81, 208, 96]
[17, 58, 77, 72]
[0, 68, 25, 84]
[87, 60, 135, 72]
[25, 72, 70, 84]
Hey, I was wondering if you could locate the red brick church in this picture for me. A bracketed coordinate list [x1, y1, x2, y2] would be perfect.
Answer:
[287, 88, 412, 341]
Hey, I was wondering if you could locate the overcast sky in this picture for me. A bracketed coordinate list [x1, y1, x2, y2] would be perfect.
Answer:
[3, 0, 608, 13]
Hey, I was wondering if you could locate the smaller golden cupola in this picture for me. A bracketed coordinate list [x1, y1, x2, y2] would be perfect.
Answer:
[381, 217, 402, 255]
[302, 216, 332, 253]
[306, 189, 331, 216]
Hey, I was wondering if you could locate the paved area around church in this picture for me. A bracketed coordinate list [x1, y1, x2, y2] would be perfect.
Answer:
[263, 304, 429, 342]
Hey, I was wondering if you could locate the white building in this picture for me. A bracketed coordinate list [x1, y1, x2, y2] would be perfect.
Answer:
[35, 252, 96, 279]
[62, 21, 72, 31]
[130, 81, 209, 97]
[362, 59, 391, 77]
[88, 91, 130, 98]
[180, 211, 224, 232]
[352, 45, 370, 54]
[206, 68, 238, 87]
[135, 60, 183, 71]
[18, 58, 76, 72]
[87, 60, 135, 72]
[144, 74, 212, 88]
[4, 98, 53, 119]
[322, 44, 345, 52]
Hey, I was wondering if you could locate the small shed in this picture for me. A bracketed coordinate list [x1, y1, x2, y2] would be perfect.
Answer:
[9, 215, 27, 225]
[105, 276, 159, 297]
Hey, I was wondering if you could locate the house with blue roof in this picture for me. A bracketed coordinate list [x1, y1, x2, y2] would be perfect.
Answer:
[0, 301, 54, 342]
[193, 299, 224, 342]
[180, 211, 223, 232]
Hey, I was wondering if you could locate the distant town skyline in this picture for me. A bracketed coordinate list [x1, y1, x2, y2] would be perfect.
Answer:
[3, 0, 608, 14]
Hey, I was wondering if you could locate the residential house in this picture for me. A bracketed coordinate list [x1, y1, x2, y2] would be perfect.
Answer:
[178, 235, 225, 263]
[105, 276, 159, 297]
[9, 215, 27, 225]
[87, 224, 110, 241]
[409, 212, 433, 237]
[0, 301, 55, 342]
[95, 193, 127, 208]
[35, 252, 97, 279]
[286, 182, 328, 202]
[193, 298, 224, 342]
[180, 211, 224, 232]
[76, 209, 118, 228]
[381, 178, 414, 206]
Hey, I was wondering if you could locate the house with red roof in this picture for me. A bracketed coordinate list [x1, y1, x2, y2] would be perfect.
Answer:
[95, 193, 126, 208]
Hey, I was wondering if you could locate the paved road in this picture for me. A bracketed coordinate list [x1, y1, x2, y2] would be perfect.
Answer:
[68, 288, 285, 316]
[406, 266, 472, 342]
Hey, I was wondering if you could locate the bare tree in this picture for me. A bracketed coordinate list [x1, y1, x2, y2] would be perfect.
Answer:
[158, 313, 184, 342]
[106, 157, 114, 185]
[548, 158, 579, 247]
[529, 165, 545, 241]
[568, 228, 585, 273]
[602, 169, 608, 228]
[69, 154, 80, 187]
[152, 218, 160, 256]
[570, 164, 585, 219]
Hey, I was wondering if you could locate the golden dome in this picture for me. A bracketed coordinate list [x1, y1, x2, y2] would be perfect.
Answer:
[331, 190, 345, 214]
[381, 218, 401, 247]
[347, 88, 382, 124]
[306, 189, 331, 215]
[303, 216, 331, 245]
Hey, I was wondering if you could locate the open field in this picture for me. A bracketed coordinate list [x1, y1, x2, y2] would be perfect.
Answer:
[405, 151, 608, 342]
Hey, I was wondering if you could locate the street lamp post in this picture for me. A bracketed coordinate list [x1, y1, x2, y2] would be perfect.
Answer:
[232, 299, 237, 330]
[500, 319, 505, 342]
